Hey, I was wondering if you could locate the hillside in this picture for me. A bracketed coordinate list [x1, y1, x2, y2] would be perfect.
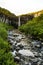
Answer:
[17, 10, 43, 25]
[0, 7, 43, 18]
[20, 10, 43, 16]
[0, 7, 16, 18]
[0, 7, 18, 28]
[19, 14, 43, 41]
[0, 7, 43, 28]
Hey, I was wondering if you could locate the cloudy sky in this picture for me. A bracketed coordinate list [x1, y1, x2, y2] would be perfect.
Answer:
[0, 0, 43, 16]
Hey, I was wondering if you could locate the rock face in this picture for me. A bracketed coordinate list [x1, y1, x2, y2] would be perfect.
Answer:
[8, 30, 43, 65]
[0, 7, 43, 28]
[0, 7, 34, 28]
[0, 7, 18, 28]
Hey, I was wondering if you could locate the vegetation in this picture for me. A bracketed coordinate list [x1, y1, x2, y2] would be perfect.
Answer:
[19, 14, 43, 40]
[0, 22, 17, 65]
[0, 7, 16, 18]
[0, 7, 43, 65]
[0, 7, 18, 28]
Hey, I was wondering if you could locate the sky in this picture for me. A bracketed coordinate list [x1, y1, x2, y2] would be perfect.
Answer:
[0, 0, 43, 16]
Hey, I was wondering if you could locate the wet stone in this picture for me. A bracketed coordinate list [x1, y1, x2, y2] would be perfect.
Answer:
[8, 30, 43, 65]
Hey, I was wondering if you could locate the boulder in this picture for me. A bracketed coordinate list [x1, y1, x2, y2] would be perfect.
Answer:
[19, 49, 34, 57]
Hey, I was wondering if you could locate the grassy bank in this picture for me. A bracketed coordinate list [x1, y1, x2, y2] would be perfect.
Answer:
[19, 14, 43, 41]
[0, 22, 17, 65]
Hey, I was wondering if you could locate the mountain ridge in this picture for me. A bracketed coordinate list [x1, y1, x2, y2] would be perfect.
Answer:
[0, 7, 43, 17]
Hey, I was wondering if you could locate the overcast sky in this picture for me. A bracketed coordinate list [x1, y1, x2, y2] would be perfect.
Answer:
[0, 0, 43, 16]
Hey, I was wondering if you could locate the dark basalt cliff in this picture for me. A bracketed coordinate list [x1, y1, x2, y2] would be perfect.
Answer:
[0, 7, 43, 28]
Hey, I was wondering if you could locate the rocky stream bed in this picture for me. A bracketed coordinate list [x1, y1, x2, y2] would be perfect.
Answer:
[8, 30, 43, 65]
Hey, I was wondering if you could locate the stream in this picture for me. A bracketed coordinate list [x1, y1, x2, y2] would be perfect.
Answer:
[8, 30, 43, 65]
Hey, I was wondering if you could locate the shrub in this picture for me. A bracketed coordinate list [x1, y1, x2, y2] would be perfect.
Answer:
[19, 14, 43, 40]
[0, 22, 17, 65]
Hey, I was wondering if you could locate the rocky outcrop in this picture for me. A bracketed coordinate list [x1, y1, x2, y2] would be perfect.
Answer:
[0, 7, 18, 27]
[0, 7, 43, 28]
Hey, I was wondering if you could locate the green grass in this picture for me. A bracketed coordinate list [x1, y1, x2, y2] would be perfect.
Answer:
[0, 22, 17, 65]
[19, 14, 43, 40]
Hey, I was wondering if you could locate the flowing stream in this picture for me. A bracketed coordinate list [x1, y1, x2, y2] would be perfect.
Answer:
[8, 29, 43, 65]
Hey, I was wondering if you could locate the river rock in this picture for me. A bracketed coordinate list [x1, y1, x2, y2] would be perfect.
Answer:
[11, 50, 16, 56]
[18, 49, 34, 57]
[8, 30, 43, 65]
[14, 56, 21, 62]
[31, 40, 41, 48]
